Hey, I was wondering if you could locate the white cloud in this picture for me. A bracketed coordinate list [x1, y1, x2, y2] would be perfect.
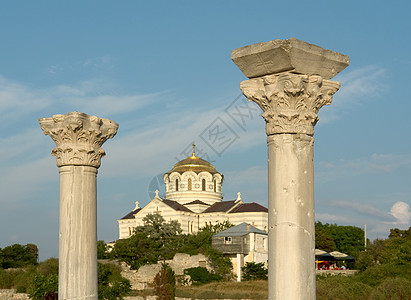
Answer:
[315, 213, 350, 223]
[0, 75, 164, 129]
[320, 65, 387, 123]
[0, 76, 52, 122]
[82, 56, 111, 68]
[390, 201, 410, 224]
[316, 152, 411, 182]
[326, 200, 394, 221]
[315, 199, 411, 240]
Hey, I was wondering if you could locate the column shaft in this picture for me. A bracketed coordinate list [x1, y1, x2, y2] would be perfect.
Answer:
[267, 134, 315, 299]
[59, 166, 98, 300]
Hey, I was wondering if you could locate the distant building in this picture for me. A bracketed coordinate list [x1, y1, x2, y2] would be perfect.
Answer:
[117, 145, 268, 239]
[212, 222, 268, 281]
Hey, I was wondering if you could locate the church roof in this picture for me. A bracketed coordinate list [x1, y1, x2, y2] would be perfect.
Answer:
[166, 144, 220, 175]
[162, 199, 193, 213]
[214, 222, 267, 237]
[120, 208, 141, 220]
[228, 203, 268, 213]
[184, 200, 210, 206]
[202, 200, 237, 213]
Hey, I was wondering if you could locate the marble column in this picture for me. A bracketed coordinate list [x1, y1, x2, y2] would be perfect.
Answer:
[232, 38, 349, 299]
[39, 112, 118, 300]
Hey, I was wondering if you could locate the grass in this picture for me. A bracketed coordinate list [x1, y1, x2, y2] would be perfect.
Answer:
[176, 280, 268, 299]
[126, 280, 268, 299]
[127, 274, 411, 300]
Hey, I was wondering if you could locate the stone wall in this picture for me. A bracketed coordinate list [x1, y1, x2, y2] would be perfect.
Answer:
[316, 270, 359, 276]
[0, 289, 30, 300]
[120, 253, 209, 290]
[124, 297, 253, 300]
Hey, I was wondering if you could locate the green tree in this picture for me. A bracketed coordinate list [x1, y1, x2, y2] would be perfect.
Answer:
[315, 229, 336, 252]
[98, 263, 131, 300]
[112, 231, 161, 270]
[315, 222, 364, 256]
[242, 262, 268, 281]
[184, 266, 220, 284]
[28, 273, 58, 300]
[201, 220, 234, 234]
[153, 264, 176, 300]
[113, 214, 184, 268]
[204, 247, 232, 280]
[388, 227, 411, 239]
[356, 227, 411, 270]
[0, 244, 38, 269]
[138, 213, 182, 241]
[97, 240, 109, 259]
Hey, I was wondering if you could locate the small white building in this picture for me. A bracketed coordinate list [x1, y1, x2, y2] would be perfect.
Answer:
[212, 223, 268, 281]
[118, 146, 268, 239]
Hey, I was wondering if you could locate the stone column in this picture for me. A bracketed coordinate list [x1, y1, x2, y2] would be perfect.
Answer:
[232, 38, 349, 299]
[39, 112, 118, 300]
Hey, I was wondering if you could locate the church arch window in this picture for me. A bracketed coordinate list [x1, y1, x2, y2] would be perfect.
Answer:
[175, 179, 179, 192]
[202, 179, 206, 191]
[214, 180, 217, 192]
[188, 178, 192, 191]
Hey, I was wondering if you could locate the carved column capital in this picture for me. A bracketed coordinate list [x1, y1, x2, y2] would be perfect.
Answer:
[240, 73, 340, 136]
[39, 112, 118, 168]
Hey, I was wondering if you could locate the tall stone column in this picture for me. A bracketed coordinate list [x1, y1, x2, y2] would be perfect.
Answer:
[232, 38, 349, 299]
[39, 112, 118, 300]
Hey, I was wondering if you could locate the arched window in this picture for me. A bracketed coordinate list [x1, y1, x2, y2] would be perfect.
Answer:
[214, 180, 217, 192]
[175, 179, 179, 192]
[202, 179, 206, 191]
[188, 178, 192, 191]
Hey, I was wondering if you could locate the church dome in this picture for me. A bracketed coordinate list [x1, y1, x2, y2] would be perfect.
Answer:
[167, 147, 219, 174]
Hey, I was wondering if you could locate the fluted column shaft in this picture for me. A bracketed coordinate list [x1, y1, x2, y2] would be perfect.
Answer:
[232, 38, 349, 300]
[40, 112, 118, 300]
[267, 133, 315, 299]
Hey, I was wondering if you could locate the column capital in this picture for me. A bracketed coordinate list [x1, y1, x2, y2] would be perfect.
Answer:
[39, 112, 118, 168]
[240, 73, 340, 136]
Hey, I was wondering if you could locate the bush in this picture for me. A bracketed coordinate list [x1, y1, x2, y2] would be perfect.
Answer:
[153, 264, 176, 300]
[36, 258, 58, 276]
[242, 262, 268, 281]
[357, 263, 411, 287]
[28, 273, 58, 300]
[204, 247, 232, 280]
[184, 267, 220, 285]
[316, 275, 372, 300]
[0, 267, 34, 292]
[98, 262, 131, 300]
[369, 277, 411, 300]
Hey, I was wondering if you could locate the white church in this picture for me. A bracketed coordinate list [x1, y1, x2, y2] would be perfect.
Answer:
[117, 145, 268, 239]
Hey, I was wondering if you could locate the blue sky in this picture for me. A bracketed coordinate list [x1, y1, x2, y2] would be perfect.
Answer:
[0, 1, 410, 260]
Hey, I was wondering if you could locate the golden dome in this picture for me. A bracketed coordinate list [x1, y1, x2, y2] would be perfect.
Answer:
[167, 144, 219, 174]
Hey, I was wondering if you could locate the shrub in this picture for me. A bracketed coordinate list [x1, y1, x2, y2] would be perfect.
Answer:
[316, 275, 372, 300]
[357, 263, 411, 287]
[28, 273, 58, 300]
[98, 262, 131, 300]
[0, 268, 34, 292]
[184, 267, 220, 285]
[153, 264, 176, 300]
[242, 262, 268, 281]
[36, 258, 58, 276]
[369, 277, 411, 300]
[204, 247, 232, 280]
